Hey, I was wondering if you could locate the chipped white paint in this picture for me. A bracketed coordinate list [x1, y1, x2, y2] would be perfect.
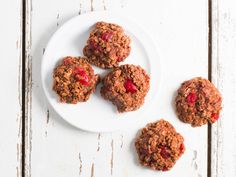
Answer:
[26, 0, 208, 177]
[0, 0, 22, 177]
[211, 0, 236, 177]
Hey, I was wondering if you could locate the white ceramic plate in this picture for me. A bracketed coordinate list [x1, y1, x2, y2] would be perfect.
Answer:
[41, 11, 161, 132]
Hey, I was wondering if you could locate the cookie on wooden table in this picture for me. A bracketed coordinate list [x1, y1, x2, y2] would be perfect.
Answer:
[135, 119, 185, 171]
[83, 21, 131, 69]
[175, 77, 222, 127]
[100, 64, 150, 112]
[53, 56, 100, 104]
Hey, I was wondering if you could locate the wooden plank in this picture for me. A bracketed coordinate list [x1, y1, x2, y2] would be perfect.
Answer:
[0, 0, 23, 177]
[26, 0, 208, 176]
[211, 0, 236, 176]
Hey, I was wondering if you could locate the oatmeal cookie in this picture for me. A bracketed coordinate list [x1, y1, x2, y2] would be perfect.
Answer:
[83, 21, 131, 69]
[53, 56, 100, 104]
[175, 77, 222, 127]
[135, 119, 185, 171]
[100, 64, 150, 112]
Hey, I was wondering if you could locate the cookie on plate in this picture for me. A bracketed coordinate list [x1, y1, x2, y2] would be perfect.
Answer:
[135, 119, 185, 171]
[100, 64, 150, 112]
[83, 21, 131, 69]
[175, 77, 222, 127]
[53, 56, 100, 104]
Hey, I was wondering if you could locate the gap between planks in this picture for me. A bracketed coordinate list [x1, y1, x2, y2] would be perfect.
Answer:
[21, 0, 26, 176]
[22, 0, 33, 177]
[207, 0, 213, 177]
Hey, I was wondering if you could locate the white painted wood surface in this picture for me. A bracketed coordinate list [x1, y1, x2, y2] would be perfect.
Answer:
[0, 0, 22, 177]
[24, 0, 209, 177]
[4, 1, 236, 177]
[211, 0, 236, 177]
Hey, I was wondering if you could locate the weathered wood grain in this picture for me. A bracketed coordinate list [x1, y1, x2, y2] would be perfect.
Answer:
[0, 0, 22, 177]
[24, 0, 33, 176]
[25, 0, 209, 176]
[211, 0, 236, 176]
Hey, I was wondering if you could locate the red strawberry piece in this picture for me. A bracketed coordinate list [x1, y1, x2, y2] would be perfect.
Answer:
[75, 74, 89, 85]
[179, 143, 185, 153]
[187, 92, 197, 105]
[211, 113, 219, 121]
[89, 40, 98, 50]
[73, 67, 85, 75]
[73, 67, 89, 86]
[96, 45, 102, 52]
[63, 57, 73, 65]
[160, 146, 170, 159]
[117, 57, 123, 62]
[162, 167, 169, 172]
[101, 31, 113, 41]
[124, 79, 137, 93]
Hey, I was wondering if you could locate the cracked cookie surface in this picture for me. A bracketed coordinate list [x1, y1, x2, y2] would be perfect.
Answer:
[53, 56, 100, 104]
[100, 64, 150, 112]
[135, 119, 185, 171]
[83, 21, 131, 69]
[175, 77, 222, 127]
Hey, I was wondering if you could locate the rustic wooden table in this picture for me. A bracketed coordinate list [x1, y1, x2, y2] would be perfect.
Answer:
[1, 0, 235, 177]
